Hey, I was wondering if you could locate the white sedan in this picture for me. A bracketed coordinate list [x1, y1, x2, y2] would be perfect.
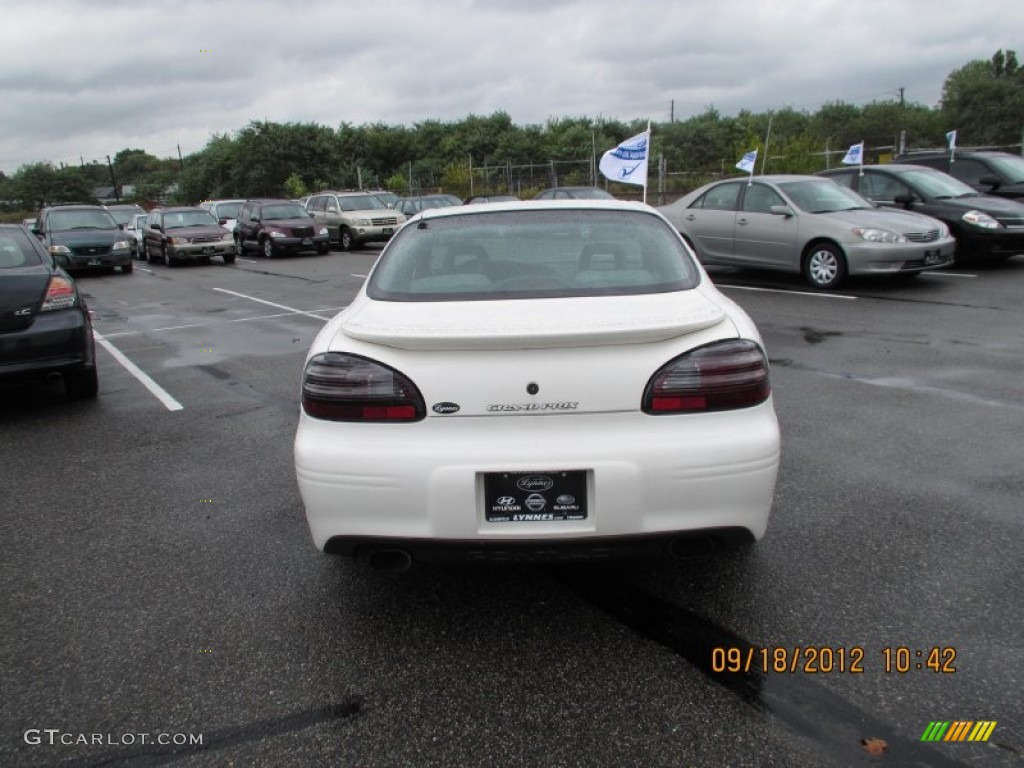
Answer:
[294, 200, 781, 572]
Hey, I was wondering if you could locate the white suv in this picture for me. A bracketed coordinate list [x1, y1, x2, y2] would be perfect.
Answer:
[306, 191, 406, 251]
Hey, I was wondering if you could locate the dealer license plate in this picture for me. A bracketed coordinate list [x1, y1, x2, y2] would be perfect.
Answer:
[484, 470, 587, 522]
[302, 238, 312, 245]
[87, 259, 102, 266]
[383, 228, 393, 235]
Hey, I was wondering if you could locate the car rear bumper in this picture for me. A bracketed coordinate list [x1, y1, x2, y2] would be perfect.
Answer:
[0, 309, 95, 385]
[295, 402, 781, 554]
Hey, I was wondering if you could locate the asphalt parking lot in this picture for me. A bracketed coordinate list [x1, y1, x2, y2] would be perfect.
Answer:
[2, 248, 1022, 767]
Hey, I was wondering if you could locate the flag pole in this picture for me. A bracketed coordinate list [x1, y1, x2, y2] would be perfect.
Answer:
[643, 120, 651, 205]
[761, 113, 773, 175]
[859, 140, 865, 177]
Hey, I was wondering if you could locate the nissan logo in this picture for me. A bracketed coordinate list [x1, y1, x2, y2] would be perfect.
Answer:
[516, 475, 554, 492]
[431, 402, 460, 414]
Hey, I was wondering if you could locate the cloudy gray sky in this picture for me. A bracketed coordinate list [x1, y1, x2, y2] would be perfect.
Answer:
[1, 0, 1021, 174]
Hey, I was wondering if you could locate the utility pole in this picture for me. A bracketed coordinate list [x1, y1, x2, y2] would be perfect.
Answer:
[670, 100, 674, 123]
[177, 144, 184, 171]
[106, 155, 120, 203]
[898, 87, 905, 106]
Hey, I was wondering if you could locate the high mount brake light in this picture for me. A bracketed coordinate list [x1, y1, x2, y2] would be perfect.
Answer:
[643, 339, 770, 414]
[39, 276, 77, 312]
[301, 352, 425, 422]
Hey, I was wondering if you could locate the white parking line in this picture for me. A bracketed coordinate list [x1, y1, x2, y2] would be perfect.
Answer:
[718, 284, 858, 300]
[211, 288, 335, 320]
[350, 273, 368, 278]
[93, 331, 184, 411]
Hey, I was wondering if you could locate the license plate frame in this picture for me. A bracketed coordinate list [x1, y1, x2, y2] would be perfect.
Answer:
[484, 470, 587, 523]
[301, 238, 312, 246]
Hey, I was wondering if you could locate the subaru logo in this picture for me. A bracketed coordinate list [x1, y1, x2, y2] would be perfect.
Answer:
[432, 402, 460, 414]
[517, 475, 554, 492]
[556, 494, 576, 505]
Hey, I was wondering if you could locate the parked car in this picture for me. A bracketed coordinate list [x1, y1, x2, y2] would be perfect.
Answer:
[142, 207, 236, 266]
[105, 203, 147, 228]
[467, 195, 520, 204]
[535, 186, 615, 200]
[658, 175, 955, 289]
[0, 224, 98, 400]
[893, 150, 1024, 200]
[198, 199, 246, 234]
[394, 196, 452, 218]
[31, 204, 133, 275]
[819, 164, 1024, 264]
[306, 191, 406, 251]
[294, 200, 781, 571]
[125, 213, 149, 259]
[235, 199, 330, 258]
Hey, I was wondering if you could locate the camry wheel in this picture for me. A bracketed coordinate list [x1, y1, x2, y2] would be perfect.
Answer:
[803, 243, 846, 290]
[263, 238, 275, 258]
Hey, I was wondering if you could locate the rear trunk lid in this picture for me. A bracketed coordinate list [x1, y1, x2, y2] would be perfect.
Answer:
[338, 290, 727, 351]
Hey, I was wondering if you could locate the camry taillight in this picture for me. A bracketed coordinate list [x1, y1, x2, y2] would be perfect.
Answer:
[39, 275, 77, 312]
[301, 352, 425, 422]
[643, 340, 770, 414]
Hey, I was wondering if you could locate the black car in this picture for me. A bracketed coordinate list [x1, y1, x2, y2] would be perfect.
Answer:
[0, 225, 98, 400]
[32, 204, 133, 274]
[893, 150, 1024, 200]
[819, 164, 1024, 263]
[235, 199, 330, 258]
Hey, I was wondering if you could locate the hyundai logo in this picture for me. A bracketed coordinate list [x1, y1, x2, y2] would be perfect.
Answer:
[517, 475, 554, 492]
[496, 496, 516, 506]
[432, 402, 460, 414]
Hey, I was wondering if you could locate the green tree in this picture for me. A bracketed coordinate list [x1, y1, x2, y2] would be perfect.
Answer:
[941, 50, 1024, 146]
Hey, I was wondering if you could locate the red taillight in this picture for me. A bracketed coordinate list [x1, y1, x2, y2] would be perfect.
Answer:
[301, 352, 425, 422]
[39, 275, 77, 312]
[643, 340, 770, 414]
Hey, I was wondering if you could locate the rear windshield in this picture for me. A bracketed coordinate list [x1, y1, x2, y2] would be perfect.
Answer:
[367, 208, 700, 301]
[0, 230, 46, 268]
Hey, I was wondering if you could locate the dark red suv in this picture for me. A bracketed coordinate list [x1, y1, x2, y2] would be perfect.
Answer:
[234, 199, 330, 258]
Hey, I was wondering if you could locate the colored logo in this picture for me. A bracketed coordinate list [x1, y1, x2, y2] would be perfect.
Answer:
[920, 721, 997, 742]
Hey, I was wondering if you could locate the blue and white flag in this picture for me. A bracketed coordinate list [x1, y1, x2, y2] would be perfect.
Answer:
[735, 150, 758, 173]
[599, 129, 650, 187]
[946, 130, 958, 150]
[841, 142, 864, 165]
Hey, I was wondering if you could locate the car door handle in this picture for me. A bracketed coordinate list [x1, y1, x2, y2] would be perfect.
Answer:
[737, 217, 749, 226]
[685, 214, 697, 221]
